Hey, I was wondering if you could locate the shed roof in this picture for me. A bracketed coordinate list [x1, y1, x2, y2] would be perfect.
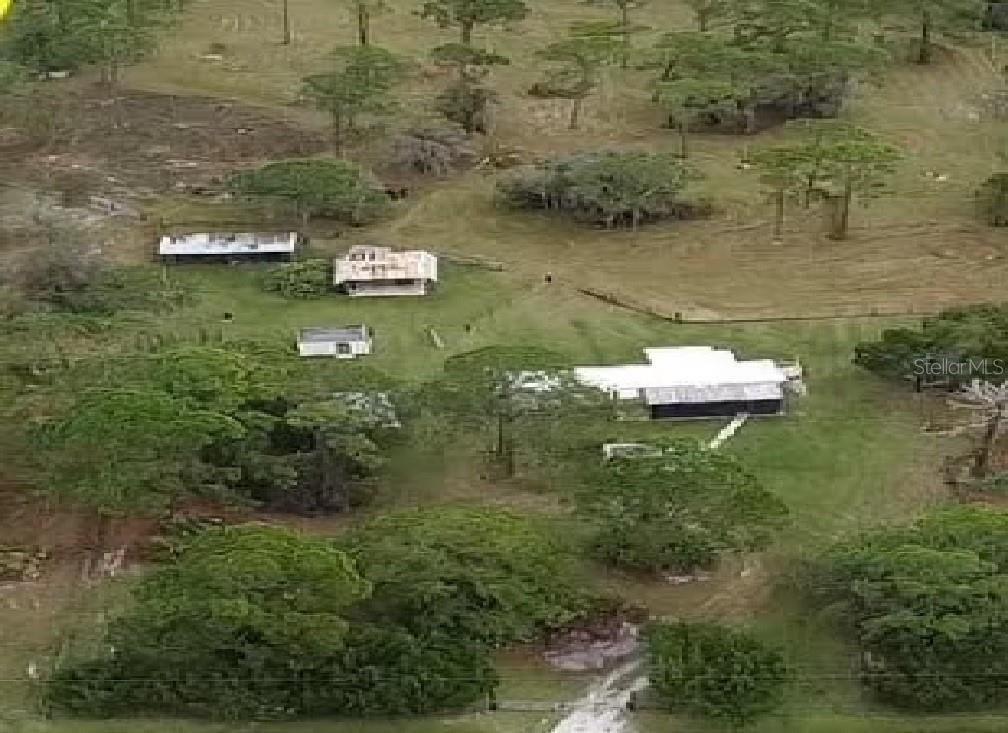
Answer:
[159, 232, 298, 256]
[298, 325, 370, 344]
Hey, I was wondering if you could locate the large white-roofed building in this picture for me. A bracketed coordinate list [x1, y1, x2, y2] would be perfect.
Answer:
[574, 346, 802, 419]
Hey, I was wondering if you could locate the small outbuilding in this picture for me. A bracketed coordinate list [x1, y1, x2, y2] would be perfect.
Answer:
[158, 232, 301, 263]
[333, 245, 437, 297]
[297, 325, 372, 359]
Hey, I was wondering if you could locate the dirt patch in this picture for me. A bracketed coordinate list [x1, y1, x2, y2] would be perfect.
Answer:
[3, 87, 327, 195]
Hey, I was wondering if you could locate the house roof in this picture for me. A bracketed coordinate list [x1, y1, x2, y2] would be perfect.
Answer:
[575, 346, 791, 403]
[298, 325, 370, 344]
[159, 232, 299, 256]
[333, 245, 438, 285]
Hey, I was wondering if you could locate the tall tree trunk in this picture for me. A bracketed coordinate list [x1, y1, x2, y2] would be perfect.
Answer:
[357, 2, 370, 45]
[918, 10, 931, 64]
[619, 2, 629, 69]
[773, 188, 784, 240]
[282, 0, 291, 45]
[839, 178, 852, 238]
[461, 21, 473, 45]
[678, 115, 688, 158]
[698, 8, 709, 32]
[973, 411, 1002, 478]
[823, 192, 845, 239]
[569, 97, 582, 130]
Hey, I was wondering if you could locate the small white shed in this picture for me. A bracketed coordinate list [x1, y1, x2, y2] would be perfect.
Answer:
[297, 325, 372, 359]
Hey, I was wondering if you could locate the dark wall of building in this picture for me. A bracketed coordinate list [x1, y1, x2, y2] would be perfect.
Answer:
[650, 399, 782, 420]
[161, 253, 295, 264]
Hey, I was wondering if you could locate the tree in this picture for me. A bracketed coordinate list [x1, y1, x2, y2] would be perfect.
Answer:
[816, 506, 1008, 710]
[648, 622, 790, 729]
[227, 159, 388, 224]
[434, 345, 584, 477]
[418, 0, 527, 44]
[748, 143, 816, 239]
[684, 0, 729, 31]
[497, 151, 706, 228]
[885, 0, 985, 64]
[750, 122, 901, 240]
[853, 303, 1008, 387]
[580, 1, 649, 66]
[530, 31, 621, 130]
[430, 43, 508, 133]
[343, 0, 388, 45]
[47, 524, 496, 718]
[576, 440, 789, 573]
[340, 506, 593, 646]
[654, 76, 739, 158]
[67, 0, 167, 87]
[33, 387, 245, 514]
[300, 45, 406, 151]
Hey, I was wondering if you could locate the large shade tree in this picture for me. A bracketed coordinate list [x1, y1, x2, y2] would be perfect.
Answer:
[417, 0, 527, 44]
[815, 506, 1008, 710]
[576, 440, 789, 573]
[47, 524, 497, 718]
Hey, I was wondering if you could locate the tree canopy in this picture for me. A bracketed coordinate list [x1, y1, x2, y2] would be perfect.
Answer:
[418, 0, 527, 44]
[576, 440, 789, 573]
[300, 45, 407, 150]
[814, 506, 1008, 710]
[47, 524, 496, 718]
[227, 159, 388, 224]
[497, 151, 706, 228]
[853, 303, 1008, 386]
[339, 506, 593, 646]
[647, 621, 790, 729]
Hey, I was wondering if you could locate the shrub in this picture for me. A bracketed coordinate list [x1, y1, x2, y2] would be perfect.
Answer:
[262, 259, 331, 298]
[496, 151, 708, 228]
[387, 126, 477, 176]
[647, 622, 790, 729]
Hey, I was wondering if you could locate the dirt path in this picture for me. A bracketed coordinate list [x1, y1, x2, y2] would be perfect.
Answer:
[550, 660, 648, 733]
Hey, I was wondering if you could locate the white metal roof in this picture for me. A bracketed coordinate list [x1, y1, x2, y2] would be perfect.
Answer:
[575, 346, 790, 402]
[333, 246, 438, 285]
[159, 232, 298, 256]
[297, 325, 370, 344]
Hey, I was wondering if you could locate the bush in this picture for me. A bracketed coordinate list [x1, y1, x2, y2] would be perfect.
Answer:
[340, 506, 594, 647]
[262, 259, 331, 298]
[496, 151, 708, 228]
[647, 622, 790, 729]
[10, 235, 189, 314]
[977, 173, 1008, 226]
[47, 524, 496, 719]
[386, 126, 477, 176]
